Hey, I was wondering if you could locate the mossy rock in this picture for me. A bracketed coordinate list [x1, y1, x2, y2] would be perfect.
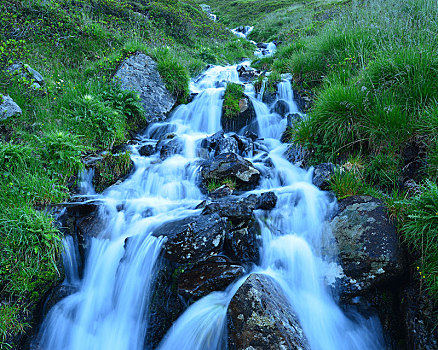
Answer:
[92, 152, 133, 193]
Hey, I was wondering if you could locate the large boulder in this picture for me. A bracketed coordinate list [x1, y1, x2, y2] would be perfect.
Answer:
[330, 196, 404, 299]
[200, 152, 260, 190]
[222, 96, 257, 133]
[0, 94, 22, 120]
[178, 256, 245, 301]
[152, 213, 226, 263]
[114, 53, 176, 124]
[200, 131, 239, 157]
[227, 274, 310, 350]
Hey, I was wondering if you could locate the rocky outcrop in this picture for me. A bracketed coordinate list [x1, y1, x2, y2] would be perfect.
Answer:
[200, 152, 260, 190]
[237, 65, 259, 83]
[0, 94, 22, 120]
[6, 62, 44, 89]
[156, 134, 183, 160]
[201, 194, 258, 223]
[152, 213, 227, 263]
[227, 274, 310, 350]
[222, 96, 257, 133]
[330, 196, 404, 299]
[114, 53, 176, 124]
[178, 256, 245, 301]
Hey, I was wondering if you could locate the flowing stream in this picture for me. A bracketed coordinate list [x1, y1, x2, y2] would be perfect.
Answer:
[35, 59, 385, 349]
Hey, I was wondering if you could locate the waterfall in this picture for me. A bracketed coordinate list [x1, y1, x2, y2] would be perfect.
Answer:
[35, 60, 385, 350]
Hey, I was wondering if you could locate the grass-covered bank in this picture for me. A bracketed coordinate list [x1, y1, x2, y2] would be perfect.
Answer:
[254, 0, 438, 307]
[0, 0, 253, 346]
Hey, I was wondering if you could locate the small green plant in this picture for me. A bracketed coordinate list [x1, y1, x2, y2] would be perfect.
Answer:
[207, 179, 221, 192]
[222, 83, 244, 119]
[221, 177, 236, 190]
[92, 152, 133, 192]
[156, 54, 190, 104]
[364, 152, 401, 191]
[329, 167, 365, 199]
[398, 181, 438, 298]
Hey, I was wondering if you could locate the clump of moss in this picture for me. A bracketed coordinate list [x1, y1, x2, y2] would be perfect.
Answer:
[223, 83, 244, 119]
[92, 152, 133, 192]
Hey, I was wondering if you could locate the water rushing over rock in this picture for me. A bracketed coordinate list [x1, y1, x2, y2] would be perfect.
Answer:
[34, 61, 385, 350]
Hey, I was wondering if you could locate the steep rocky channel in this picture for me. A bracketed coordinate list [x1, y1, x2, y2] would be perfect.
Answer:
[30, 55, 396, 350]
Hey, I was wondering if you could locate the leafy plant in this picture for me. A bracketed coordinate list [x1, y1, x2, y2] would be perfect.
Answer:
[223, 82, 244, 119]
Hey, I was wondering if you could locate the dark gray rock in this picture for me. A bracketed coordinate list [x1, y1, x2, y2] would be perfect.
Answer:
[114, 53, 176, 124]
[138, 143, 155, 157]
[178, 256, 245, 301]
[224, 219, 261, 264]
[210, 185, 234, 199]
[271, 99, 290, 117]
[262, 90, 277, 105]
[312, 162, 335, 190]
[156, 135, 183, 160]
[200, 131, 239, 157]
[202, 194, 258, 223]
[42, 285, 78, 318]
[222, 96, 257, 133]
[201, 152, 260, 190]
[330, 196, 404, 298]
[0, 94, 22, 120]
[284, 144, 308, 167]
[146, 259, 184, 349]
[152, 213, 226, 263]
[237, 65, 259, 83]
[227, 274, 310, 350]
[256, 191, 277, 210]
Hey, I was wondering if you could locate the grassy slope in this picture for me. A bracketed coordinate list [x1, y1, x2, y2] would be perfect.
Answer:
[0, 0, 254, 346]
[193, 0, 349, 42]
[240, 0, 438, 308]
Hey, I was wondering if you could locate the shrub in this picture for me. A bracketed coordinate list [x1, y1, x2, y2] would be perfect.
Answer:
[364, 152, 402, 191]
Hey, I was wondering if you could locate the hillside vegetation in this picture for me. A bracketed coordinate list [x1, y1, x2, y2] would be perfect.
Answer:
[243, 0, 438, 306]
[0, 0, 253, 347]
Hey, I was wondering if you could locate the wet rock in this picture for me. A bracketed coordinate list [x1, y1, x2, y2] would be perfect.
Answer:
[202, 194, 258, 223]
[210, 185, 234, 199]
[284, 143, 308, 167]
[227, 274, 310, 350]
[0, 94, 22, 120]
[237, 65, 259, 83]
[42, 285, 78, 318]
[271, 99, 290, 117]
[153, 213, 226, 263]
[201, 152, 260, 190]
[146, 259, 185, 348]
[222, 96, 257, 133]
[224, 219, 261, 264]
[114, 53, 176, 124]
[312, 162, 335, 190]
[156, 136, 183, 160]
[178, 256, 245, 301]
[262, 90, 277, 105]
[231, 134, 253, 157]
[256, 191, 277, 210]
[200, 131, 239, 157]
[138, 143, 155, 157]
[331, 196, 405, 298]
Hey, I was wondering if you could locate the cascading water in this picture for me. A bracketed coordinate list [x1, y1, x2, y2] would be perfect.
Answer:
[35, 59, 385, 350]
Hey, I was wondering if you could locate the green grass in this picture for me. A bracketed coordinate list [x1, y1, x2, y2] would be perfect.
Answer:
[222, 83, 244, 119]
[398, 182, 438, 299]
[0, 0, 255, 346]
